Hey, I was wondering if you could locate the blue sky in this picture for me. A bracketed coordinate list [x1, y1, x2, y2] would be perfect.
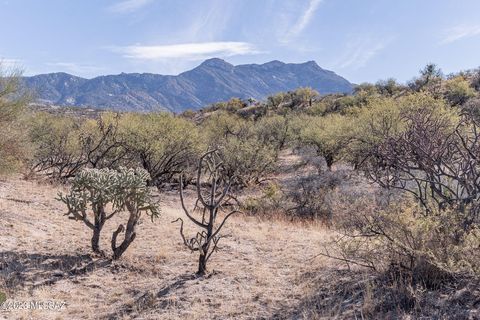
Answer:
[1, 0, 479, 83]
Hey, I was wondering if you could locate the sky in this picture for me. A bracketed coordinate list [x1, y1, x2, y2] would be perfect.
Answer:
[0, 0, 479, 84]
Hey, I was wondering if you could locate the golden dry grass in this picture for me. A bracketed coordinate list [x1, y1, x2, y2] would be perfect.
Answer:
[0, 177, 335, 320]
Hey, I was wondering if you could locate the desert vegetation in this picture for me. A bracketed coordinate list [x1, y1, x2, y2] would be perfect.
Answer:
[1, 63, 480, 319]
[175, 149, 240, 275]
[57, 167, 159, 259]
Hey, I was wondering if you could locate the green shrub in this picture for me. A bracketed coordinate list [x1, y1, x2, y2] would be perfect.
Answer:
[332, 196, 479, 279]
[203, 111, 277, 187]
[118, 112, 202, 188]
[443, 76, 477, 106]
[297, 114, 353, 170]
[0, 65, 31, 174]
[29, 112, 124, 180]
[253, 115, 291, 158]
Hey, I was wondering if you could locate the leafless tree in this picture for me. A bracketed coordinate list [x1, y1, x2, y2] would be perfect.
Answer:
[361, 106, 480, 232]
[31, 115, 126, 180]
[173, 149, 240, 275]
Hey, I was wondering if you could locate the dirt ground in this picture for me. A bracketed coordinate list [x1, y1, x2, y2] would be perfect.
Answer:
[0, 177, 335, 319]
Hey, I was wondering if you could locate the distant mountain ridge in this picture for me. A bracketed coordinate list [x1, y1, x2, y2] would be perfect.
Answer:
[23, 58, 354, 112]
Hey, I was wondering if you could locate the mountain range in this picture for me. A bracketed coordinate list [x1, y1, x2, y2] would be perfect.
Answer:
[23, 58, 354, 112]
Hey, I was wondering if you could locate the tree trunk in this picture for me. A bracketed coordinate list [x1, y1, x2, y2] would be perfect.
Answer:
[111, 227, 136, 260]
[91, 227, 102, 254]
[325, 154, 334, 171]
[197, 253, 207, 276]
[91, 206, 106, 254]
[111, 204, 139, 260]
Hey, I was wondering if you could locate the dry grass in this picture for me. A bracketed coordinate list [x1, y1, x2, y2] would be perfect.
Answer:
[0, 177, 334, 319]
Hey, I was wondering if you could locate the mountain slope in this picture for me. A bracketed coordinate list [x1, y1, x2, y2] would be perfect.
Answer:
[23, 59, 354, 112]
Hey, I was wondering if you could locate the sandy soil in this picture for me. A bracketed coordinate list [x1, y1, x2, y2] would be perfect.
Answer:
[0, 177, 333, 320]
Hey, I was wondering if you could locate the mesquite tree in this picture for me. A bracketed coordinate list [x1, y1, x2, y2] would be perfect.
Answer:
[174, 150, 240, 275]
[361, 105, 480, 232]
[0, 63, 30, 174]
[58, 168, 159, 258]
[30, 114, 126, 181]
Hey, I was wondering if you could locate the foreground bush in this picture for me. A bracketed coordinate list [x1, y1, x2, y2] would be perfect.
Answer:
[58, 167, 159, 259]
[0, 64, 31, 174]
[315, 96, 480, 313]
[332, 195, 479, 281]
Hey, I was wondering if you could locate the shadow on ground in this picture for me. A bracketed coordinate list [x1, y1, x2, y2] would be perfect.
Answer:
[105, 273, 200, 319]
[270, 267, 480, 320]
[0, 251, 111, 292]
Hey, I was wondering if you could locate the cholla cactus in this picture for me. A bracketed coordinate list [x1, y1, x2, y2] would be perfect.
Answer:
[58, 167, 159, 258]
[110, 167, 160, 259]
[174, 150, 240, 275]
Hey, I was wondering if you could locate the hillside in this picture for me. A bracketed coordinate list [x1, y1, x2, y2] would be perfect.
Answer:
[23, 59, 354, 112]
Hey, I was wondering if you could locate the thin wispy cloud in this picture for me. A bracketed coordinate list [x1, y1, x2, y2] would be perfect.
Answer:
[0, 57, 22, 69]
[108, 0, 153, 13]
[440, 24, 480, 44]
[336, 37, 391, 69]
[184, 1, 234, 41]
[282, 0, 323, 43]
[113, 42, 261, 61]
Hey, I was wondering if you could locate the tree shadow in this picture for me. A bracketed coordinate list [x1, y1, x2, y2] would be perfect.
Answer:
[269, 268, 371, 320]
[106, 272, 199, 319]
[0, 251, 111, 292]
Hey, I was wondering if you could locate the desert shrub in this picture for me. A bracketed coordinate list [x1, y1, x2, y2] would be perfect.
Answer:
[375, 78, 405, 97]
[242, 182, 288, 216]
[221, 137, 276, 187]
[319, 93, 480, 312]
[57, 167, 159, 259]
[471, 69, 480, 91]
[443, 76, 477, 106]
[305, 81, 403, 118]
[180, 109, 197, 120]
[292, 87, 320, 108]
[0, 65, 31, 174]
[316, 192, 478, 315]
[305, 101, 329, 116]
[266, 92, 290, 110]
[28, 112, 83, 179]
[79, 113, 127, 169]
[118, 112, 202, 188]
[29, 112, 124, 180]
[346, 93, 451, 166]
[461, 97, 480, 122]
[202, 111, 251, 141]
[332, 196, 479, 280]
[287, 174, 341, 222]
[253, 115, 290, 158]
[205, 97, 247, 113]
[243, 170, 352, 222]
[297, 114, 353, 170]
[204, 111, 277, 187]
[236, 103, 267, 120]
[317, 94, 356, 114]
[358, 99, 480, 230]
[408, 63, 444, 96]
[175, 150, 239, 275]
